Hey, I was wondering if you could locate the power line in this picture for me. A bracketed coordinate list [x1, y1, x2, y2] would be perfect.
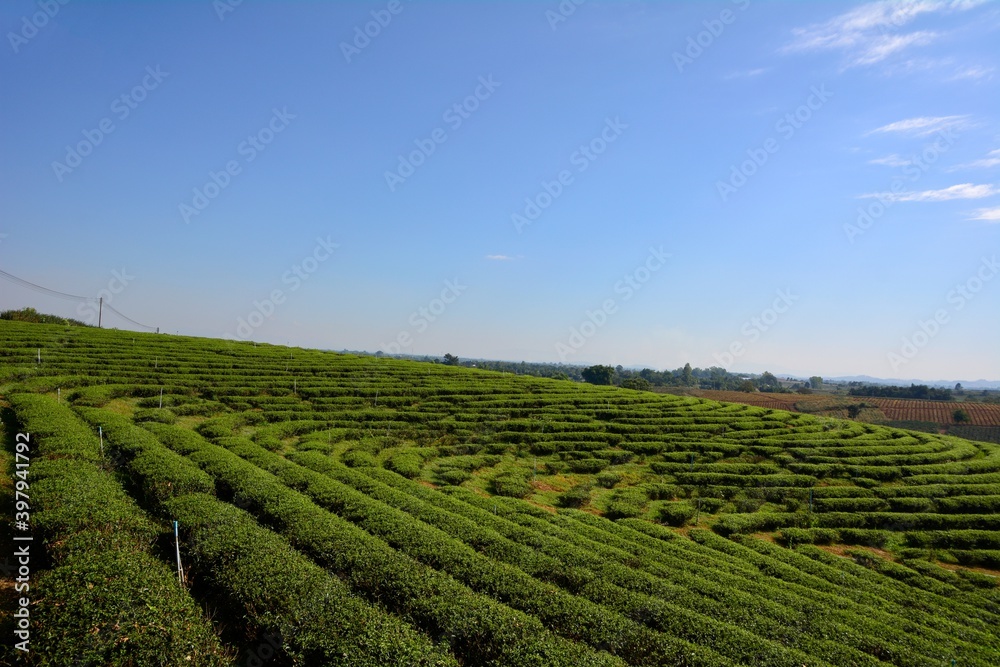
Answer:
[0, 268, 93, 301]
[102, 301, 156, 331]
[0, 267, 157, 332]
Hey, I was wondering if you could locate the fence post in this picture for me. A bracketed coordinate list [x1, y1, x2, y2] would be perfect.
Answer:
[174, 520, 184, 585]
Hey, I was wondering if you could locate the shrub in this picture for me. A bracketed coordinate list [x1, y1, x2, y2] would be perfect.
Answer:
[659, 501, 697, 526]
[596, 471, 622, 488]
[558, 483, 592, 508]
[492, 471, 532, 498]
[34, 549, 229, 666]
[132, 407, 177, 424]
[437, 469, 472, 486]
[605, 487, 647, 519]
[566, 457, 608, 474]
[385, 451, 424, 478]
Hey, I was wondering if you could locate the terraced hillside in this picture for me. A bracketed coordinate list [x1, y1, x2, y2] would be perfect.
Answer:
[1, 319, 998, 666]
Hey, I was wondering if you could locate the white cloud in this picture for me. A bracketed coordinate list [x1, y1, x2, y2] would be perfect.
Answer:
[950, 149, 1000, 170]
[969, 206, 1000, 222]
[724, 68, 768, 80]
[853, 31, 937, 65]
[869, 154, 913, 167]
[485, 254, 518, 261]
[860, 182, 999, 201]
[951, 65, 995, 81]
[784, 0, 985, 67]
[867, 115, 971, 136]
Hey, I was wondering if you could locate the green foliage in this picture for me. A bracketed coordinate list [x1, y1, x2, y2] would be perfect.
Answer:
[596, 471, 622, 488]
[491, 471, 532, 498]
[34, 549, 229, 666]
[620, 377, 651, 391]
[604, 487, 647, 519]
[558, 482, 592, 508]
[1, 306, 89, 326]
[6, 320, 1000, 667]
[384, 450, 424, 478]
[659, 501, 696, 527]
[581, 365, 614, 385]
[9, 394, 227, 665]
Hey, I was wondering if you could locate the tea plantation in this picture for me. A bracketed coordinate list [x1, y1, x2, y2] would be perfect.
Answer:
[1, 320, 998, 666]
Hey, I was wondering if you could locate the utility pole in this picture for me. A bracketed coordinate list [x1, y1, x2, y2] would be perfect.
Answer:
[98, 297, 103, 328]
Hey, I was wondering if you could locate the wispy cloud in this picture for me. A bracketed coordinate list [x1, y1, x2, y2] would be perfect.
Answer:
[969, 206, 1000, 222]
[725, 68, 768, 80]
[867, 115, 972, 136]
[784, 0, 985, 68]
[869, 154, 913, 167]
[949, 149, 1000, 170]
[951, 65, 995, 81]
[860, 182, 999, 202]
[485, 254, 520, 261]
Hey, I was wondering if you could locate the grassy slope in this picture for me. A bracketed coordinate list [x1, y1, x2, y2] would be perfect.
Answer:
[1, 319, 999, 666]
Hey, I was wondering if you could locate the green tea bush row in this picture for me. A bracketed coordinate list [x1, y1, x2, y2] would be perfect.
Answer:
[9, 395, 228, 666]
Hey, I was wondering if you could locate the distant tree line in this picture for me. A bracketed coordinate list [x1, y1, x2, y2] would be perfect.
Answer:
[847, 383, 953, 401]
[447, 357, 797, 393]
[0, 307, 90, 327]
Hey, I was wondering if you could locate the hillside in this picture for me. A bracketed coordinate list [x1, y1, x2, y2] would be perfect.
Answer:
[1, 319, 999, 666]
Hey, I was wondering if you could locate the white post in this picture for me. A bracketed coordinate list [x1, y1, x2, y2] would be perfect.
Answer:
[99, 426, 104, 457]
[37, 348, 40, 364]
[159, 387, 163, 409]
[174, 521, 183, 584]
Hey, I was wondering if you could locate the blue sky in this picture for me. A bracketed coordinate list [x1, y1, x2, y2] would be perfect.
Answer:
[1, 0, 998, 380]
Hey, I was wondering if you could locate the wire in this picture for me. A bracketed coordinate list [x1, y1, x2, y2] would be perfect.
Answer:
[0, 268, 94, 301]
[0, 267, 157, 331]
[102, 302, 157, 331]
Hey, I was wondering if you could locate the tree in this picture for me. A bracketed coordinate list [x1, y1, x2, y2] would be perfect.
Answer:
[809, 376, 823, 390]
[739, 379, 756, 393]
[681, 362, 694, 386]
[953, 408, 970, 423]
[443, 353, 459, 366]
[582, 365, 615, 386]
[755, 371, 780, 390]
[955, 383, 964, 395]
[620, 377, 651, 392]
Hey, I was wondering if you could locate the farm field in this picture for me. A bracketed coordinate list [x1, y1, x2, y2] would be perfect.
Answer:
[672, 390, 1000, 441]
[2, 319, 999, 666]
